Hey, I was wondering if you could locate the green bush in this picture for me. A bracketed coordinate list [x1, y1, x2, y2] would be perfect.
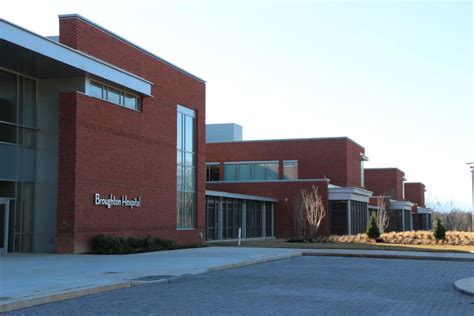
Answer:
[366, 213, 380, 239]
[432, 217, 446, 240]
[91, 235, 178, 254]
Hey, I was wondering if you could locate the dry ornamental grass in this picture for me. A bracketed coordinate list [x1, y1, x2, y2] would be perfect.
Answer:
[323, 231, 474, 246]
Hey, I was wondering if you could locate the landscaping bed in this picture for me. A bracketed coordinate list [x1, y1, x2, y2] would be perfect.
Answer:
[210, 231, 474, 253]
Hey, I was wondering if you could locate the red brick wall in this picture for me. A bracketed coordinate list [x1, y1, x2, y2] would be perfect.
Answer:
[206, 138, 364, 188]
[206, 181, 329, 238]
[56, 16, 205, 253]
[405, 182, 425, 207]
[364, 168, 405, 200]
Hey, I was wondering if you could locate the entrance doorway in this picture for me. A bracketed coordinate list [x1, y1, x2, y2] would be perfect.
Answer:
[0, 199, 10, 255]
[330, 200, 348, 235]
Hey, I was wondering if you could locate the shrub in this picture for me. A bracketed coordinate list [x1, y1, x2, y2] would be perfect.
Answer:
[432, 217, 447, 241]
[366, 213, 380, 239]
[91, 234, 179, 254]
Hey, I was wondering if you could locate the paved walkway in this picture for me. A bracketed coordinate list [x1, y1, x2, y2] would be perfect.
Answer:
[0, 247, 300, 302]
[1, 247, 473, 312]
[7, 256, 474, 315]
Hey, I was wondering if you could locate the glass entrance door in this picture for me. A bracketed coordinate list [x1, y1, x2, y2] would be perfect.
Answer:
[0, 199, 10, 255]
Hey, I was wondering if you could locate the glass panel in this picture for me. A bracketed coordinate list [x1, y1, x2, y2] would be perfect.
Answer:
[20, 78, 36, 127]
[185, 153, 195, 166]
[238, 164, 251, 181]
[254, 163, 265, 180]
[89, 81, 104, 99]
[184, 167, 195, 191]
[0, 70, 17, 123]
[265, 163, 279, 180]
[177, 166, 183, 190]
[283, 161, 298, 179]
[177, 113, 183, 150]
[209, 164, 220, 181]
[107, 87, 121, 104]
[0, 123, 17, 144]
[124, 94, 138, 110]
[184, 115, 195, 152]
[224, 165, 235, 181]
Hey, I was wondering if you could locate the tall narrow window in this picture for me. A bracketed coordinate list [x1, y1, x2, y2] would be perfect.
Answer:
[283, 160, 298, 179]
[177, 105, 196, 229]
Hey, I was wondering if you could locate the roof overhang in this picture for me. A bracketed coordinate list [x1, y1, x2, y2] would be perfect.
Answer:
[0, 19, 152, 96]
[205, 190, 278, 203]
[417, 207, 433, 214]
[328, 187, 373, 203]
[390, 200, 414, 211]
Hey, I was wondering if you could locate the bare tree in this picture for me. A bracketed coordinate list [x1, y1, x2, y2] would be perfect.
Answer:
[427, 198, 473, 232]
[301, 186, 326, 241]
[376, 196, 390, 233]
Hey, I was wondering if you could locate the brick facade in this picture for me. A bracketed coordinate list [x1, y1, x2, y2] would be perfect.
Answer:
[364, 168, 405, 200]
[206, 138, 365, 187]
[56, 16, 205, 253]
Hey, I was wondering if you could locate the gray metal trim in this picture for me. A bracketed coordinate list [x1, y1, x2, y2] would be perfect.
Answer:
[206, 190, 278, 202]
[58, 14, 206, 84]
[207, 178, 329, 184]
[0, 18, 152, 96]
[206, 136, 365, 150]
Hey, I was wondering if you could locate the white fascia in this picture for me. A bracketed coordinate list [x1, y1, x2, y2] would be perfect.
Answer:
[328, 187, 373, 203]
[205, 190, 278, 202]
[390, 200, 414, 211]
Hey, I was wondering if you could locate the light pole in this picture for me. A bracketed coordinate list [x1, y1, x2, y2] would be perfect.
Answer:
[468, 162, 474, 232]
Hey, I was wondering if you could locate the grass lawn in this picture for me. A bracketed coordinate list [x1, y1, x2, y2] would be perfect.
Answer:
[209, 239, 474, 253]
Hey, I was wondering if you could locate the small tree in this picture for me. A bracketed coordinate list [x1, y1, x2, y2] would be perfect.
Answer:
[432, 217, 446, 240]
[366, 213, 380, 239]
[300, 186, 326, 241]
[376, 196, 390, 234]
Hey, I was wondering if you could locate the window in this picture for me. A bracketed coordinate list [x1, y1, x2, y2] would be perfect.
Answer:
[283, 160, 298, 179]
[177, 105, 196, 229]
[86, 80, 140, 111]
[206, 163, 220, 182]
[223, 161, 279, 181]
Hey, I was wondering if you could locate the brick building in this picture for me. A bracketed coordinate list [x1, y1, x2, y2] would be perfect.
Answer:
[205, 125, 373, 240]
[364, 169, 432, 231]
[0, 15, 207, 254]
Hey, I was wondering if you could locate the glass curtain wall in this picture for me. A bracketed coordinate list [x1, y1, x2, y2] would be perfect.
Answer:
[350, 201, 368, 234]
[176, 105, 196, 229]
[224, 161, 278, 181]
[205, 196, 274, 240]
[0, 68, 37, 252]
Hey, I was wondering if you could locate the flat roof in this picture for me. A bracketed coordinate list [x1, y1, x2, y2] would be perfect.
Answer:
[206, 190, 278, 202]
[206, 136, 365, 149]
[59, 14, 206, 84]
[0, 18, 152, 96]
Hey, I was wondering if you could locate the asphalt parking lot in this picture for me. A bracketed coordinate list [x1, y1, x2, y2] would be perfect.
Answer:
[8, 256, 474, 315]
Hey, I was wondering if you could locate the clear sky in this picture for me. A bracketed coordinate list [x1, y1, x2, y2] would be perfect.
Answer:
[3, 0, 473, 208]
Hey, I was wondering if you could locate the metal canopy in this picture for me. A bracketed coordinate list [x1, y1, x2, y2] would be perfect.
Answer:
[0, 19, 152, 96]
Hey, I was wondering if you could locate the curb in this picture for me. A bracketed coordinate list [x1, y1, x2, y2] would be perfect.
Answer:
[0, 281, 131, 313]
[207, 253, 301, 273]
[302, 251, 474, 262]
[0, 253, 300, 313]
[454, 278, 474, 296]
[301, 251, 474, 262]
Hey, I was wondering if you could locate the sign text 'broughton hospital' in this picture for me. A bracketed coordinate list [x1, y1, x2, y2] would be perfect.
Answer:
[94, 193, 141, 209]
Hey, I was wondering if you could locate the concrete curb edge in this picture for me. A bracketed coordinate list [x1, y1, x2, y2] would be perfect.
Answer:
[0, 281, 131, 313]
[302, 252, 474, 262]
[454, 278, 474, 296]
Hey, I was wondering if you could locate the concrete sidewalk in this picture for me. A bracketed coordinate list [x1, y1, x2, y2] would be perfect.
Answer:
[0, 247, 301, 312]
[1, 246, 473, 312]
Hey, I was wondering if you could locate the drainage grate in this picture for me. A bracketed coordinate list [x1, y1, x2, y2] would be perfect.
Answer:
[0, 297, 12, 301]
[132, 275, 175, 281]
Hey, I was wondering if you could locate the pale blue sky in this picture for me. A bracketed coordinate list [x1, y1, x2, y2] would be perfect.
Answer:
[3, 0, 473, 208]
